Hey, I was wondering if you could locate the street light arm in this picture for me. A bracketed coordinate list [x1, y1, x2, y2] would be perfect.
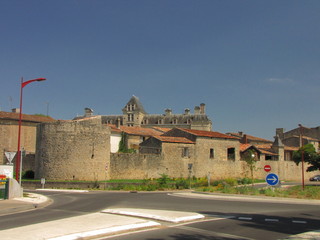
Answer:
[21, 78, 46, 88]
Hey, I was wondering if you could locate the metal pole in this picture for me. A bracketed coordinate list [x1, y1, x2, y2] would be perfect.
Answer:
[299, 124, 305, 190]
[19, 147, 24, 185]
[16, 77, 23, 182]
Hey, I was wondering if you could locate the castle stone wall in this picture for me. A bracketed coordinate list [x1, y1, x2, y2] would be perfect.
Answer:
[110, 153, 164, 179]
[0, 120, 38, 165]
[35, 117, 110, 181]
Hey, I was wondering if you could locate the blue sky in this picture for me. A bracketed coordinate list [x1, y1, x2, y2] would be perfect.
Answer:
[1, 0, 319, 140]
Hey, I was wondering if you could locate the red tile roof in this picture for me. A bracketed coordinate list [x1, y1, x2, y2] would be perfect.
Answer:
[154, 136, 195, 144]
[240, 144, 252, 152]
[227, 132, 272, 143]
[0, 111, 55, 123]
[177, 128, 238, 140]
[151, 126, 172, 133]
[120, 126, 163, 137]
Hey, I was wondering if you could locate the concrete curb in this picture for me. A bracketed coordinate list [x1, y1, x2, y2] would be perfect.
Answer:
[102, 208, 205, 223]
[47, 221, 160, 240]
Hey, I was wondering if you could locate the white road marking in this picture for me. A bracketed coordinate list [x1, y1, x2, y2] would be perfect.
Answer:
[238, 217, 253, 221]
[265, 218, 279, 222]
[292, 220, 307, 224]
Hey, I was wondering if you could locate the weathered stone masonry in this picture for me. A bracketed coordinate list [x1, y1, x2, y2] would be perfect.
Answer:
[35, 117, 110, 181]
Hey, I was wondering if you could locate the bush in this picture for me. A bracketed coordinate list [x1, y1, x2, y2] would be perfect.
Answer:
[157, 173, 170, 187]
[175, 178, 189, 189]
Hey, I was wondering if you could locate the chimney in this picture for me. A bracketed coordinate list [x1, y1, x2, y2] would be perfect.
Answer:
[276, 128, 284, 140]
[184, 108, 190, 115]
[84, 108, 93, 117]
[238, 131, 243, 137]
[200, 103, 206, 114]
[116, 118, 121, 129]
[165, 108, 172, 116]
[12, 108, 20, 113]
[194, 106, 200, 115]
[243, 134, 248, 144]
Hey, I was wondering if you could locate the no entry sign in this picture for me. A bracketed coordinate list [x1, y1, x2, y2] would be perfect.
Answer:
[264, 165, 271, 172]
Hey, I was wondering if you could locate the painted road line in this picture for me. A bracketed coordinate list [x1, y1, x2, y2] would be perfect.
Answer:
[265, 218, 279, 222]
[238, 217, 253, 221]
[292, 220, 307, 224]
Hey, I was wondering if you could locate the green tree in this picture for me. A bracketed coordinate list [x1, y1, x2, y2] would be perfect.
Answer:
[293, 144, 320, 172]
[242, 149, 257, 186]
[118, 132, 136, 153]
[118, 132, 127, 153]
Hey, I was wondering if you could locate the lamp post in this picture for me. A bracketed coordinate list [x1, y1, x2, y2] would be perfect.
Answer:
[298, 124, 305, 190]
[16, 77, 46, 183]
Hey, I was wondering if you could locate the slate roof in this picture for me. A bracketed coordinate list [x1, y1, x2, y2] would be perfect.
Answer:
[0, 111, 55, 123]
[177, 128, 238, 140]
[123, 95, 147, 114]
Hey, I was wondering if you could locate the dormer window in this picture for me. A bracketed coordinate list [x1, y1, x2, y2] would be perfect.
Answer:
[172, 118, 178, 124]
[127, 104, 135, 111]
[157, 119, 163, 124]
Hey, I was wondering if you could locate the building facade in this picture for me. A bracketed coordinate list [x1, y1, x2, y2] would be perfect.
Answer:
[76, 96, 213, 131]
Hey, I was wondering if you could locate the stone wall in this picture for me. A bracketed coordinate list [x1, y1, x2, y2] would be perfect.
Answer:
[35, 117, 110, 181]
[109, 152, 318, 181]
[110, 153, 163, 179]
[0, 120, 38, 165]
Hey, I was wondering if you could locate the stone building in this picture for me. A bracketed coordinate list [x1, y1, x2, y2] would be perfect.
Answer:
[139, 128, 241, 178]
[276, 126, 320, 152]
[76, 96, 212, 131]
[0, 109, 55, 169]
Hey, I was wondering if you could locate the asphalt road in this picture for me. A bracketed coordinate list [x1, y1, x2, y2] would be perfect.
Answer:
[1, 190, 319, 240]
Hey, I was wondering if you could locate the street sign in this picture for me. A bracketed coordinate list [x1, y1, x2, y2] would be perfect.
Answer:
[266, 173, 279, 186]
[5, 152, 16, 165]
[264, 165, 271, 172]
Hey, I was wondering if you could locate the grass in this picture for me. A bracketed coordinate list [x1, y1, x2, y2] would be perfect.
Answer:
[196, 183, 320, 200]
[23, 176, 320, 200]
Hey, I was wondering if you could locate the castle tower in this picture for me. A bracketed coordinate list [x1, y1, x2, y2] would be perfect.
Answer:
[122, 95, 146, 127]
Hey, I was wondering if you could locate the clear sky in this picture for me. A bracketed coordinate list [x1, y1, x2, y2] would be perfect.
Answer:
[1, 0, 319, 140]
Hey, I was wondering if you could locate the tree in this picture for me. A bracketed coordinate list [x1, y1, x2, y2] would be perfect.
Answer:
[293, 144, 320, 172]
[242, 149, 258, 186]
[118, 132, 136, 153]
[118, 132, 127, 153]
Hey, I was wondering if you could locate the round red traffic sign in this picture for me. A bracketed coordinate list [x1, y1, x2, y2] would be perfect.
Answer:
[264, 165, 271, 172]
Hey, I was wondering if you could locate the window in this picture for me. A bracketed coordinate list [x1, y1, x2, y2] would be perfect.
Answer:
[172, 119, 178, 124]
[210, 148, 214, 158]
[126, 104, 135, 111]
[227, 148, 235, 160]
[128, 114, 134, 122]
[182, 147, 189, 158]
[157, 119, 163, 124]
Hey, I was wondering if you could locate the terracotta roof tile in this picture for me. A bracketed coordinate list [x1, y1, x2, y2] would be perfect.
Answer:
[240, 144, 252, 152]
[154, 136, 195, 144]
[178, 128, 238, 140]
[227, 132, 272, 143]
[0, 111, 55, 123]
[150, 127, 172, 133]
[120, 126, 163, 137]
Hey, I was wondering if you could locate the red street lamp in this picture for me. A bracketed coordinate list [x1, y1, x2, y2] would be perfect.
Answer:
[16, 77, 46, 183]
